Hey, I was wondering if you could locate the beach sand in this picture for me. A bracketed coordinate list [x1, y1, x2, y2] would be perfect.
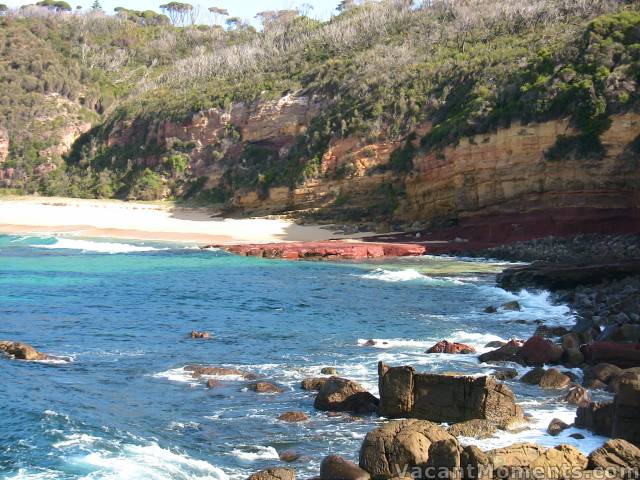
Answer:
[0, 196, 368, 244]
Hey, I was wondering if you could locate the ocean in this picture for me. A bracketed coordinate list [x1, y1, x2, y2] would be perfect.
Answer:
[0, 235, 610, 479]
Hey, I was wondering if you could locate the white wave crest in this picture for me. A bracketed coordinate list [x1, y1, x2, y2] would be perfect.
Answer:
[359, 268, 468, 285]
[357, 338, 431, 349]
[231, 445, 279, 462]
[33, 238, 166, 254]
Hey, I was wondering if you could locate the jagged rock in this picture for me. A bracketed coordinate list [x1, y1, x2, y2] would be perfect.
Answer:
[520, 367, 546, 385]
[519, 336, 563, 366]
[575, 402, 614, 436]
[612, 377, 640, 445]
[279, 450, 301, 463]
[359, 419, 460, 479]
[484, 306, 497, 314]
[448, 419, 497, 439]
[478, 340, 523, 364]
[249, 382, 285, 394]
[377, 362, 523, 426]
[565, 385, 592, 407]
[460, 445, 492, 480]
[0, 341, 49, 361]
[486, 443, 587, 478]
[278, 411, 309, 422]
[321, 367, 338, 375]
[588, 439, 640, 474]
[534, 325, 570, 338]
[301, 377, 327, 391]
[190, 330, 210, 339]
[314, 377, 378, 413]
[492, 368, 518, 381]
[539, 369, 572, 389]
[426, 340, 476, 355]
[321, 455, 370, 480]
[547, 418, 570, 436]
[248, 468, 295, 480]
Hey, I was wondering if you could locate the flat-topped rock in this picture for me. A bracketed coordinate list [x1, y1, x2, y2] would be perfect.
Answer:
[207, 241, 426, 261]
[0, 341, 50, 361]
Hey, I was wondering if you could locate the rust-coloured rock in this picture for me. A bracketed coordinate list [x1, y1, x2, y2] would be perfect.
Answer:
[0, 341, 49, 361]
[581, 342, 640, 369]
[519, 336, 563, 366]
[247, 468, 295, 480]
[301, 377, 327, 391]
[249, 382, 285, 394]
[278, 411, 309, 422]
[426, 340, 476, 355]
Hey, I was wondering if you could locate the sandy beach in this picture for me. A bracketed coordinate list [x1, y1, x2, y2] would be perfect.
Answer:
[0, 196, 366, 244]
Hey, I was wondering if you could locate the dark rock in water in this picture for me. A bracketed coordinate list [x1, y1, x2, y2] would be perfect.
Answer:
[539, 369, 571, 389]
[247, 468, 295, 480]
[279, 450, 301, 463]
[547, 418, 569, 436]
[448, 419, 498, 439]
[534, 325, 570, 338]
[588, 439, 640, 474]
[492, 368, 518, 381]
[569, 433, 585, 439]
[359, 419, 459, 479]
[564, 385, 592, 407]
[206, 379, 221, 389]
[278, 411, 309, 422]
[581, 341, 640, 369]
[314, 377, 378, 413]
[501, 301, 521, 311]
[520, 367, 546, 385]
[519, 336, 563, 366]
[0, 341, 49, 361]
[426, 340, 476, 355]
[478, 339, 523, 364]
[377, 362, 523, 426]
[484, 306, 497, 314]
[185, 365, 256, 379]
[190, 330, 210, 339]
[301, 377, 327, 391]
[485, 341, 506, 349]
[575, 402, 614, 436]
[249, 382, 285, 394]
[361, 339, 376, 347]
[321, 367, 338, 375]
[321, 455, 370, 480]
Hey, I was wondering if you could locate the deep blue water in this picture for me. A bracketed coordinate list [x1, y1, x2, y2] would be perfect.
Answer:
[0, 235, 606, 479]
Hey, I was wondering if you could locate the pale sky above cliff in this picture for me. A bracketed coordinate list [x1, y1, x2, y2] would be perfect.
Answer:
[4, 0, 340, 23]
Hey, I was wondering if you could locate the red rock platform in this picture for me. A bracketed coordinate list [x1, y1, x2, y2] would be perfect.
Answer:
[208, 241, 426, 260]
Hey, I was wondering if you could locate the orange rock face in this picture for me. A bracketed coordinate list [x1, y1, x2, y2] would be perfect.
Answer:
[213, 241, 426, 260]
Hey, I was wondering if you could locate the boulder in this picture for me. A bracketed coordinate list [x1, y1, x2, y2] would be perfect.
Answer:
[564, 385, 592, 407]
[361, 339, 377, 347]
[377, 362, 523, 426]
[190, 331, 210, 339]
[520, 367, 546, 385]
[460, 445, 492, 480]
[575, 402, 614, 436]
[519, 336, 563, 366]
[608, 368, 640, 393]
[561, 333, 581, 351]
[501, 301, 521, 311]
[247, 468, 295, 480]
[279, 450, 301, 463]
[585, 363, 623, 385]
[539, 369, 572, 389]
[249, 382, 285, 394]
[448, 419, 497, 439]
[486, 443, 587, 478]
[278, 411, 309, 422]
[547, 418, 570, 436]
[563, 348, 584, 367]
[484, 306, 497, 314]
[426, 340, 476, 355]
[612, 377, 640, 445]
[301, 377, 327, 391]
[588, 439, 640, 474]
[321, 455, 370, 480]
[492, 368, 518, 381]
[485, 341, 506, 349]
[206, 379, 221, 389]
[314, 377, 379, 413]
[359, 419, 460, 479]
[581, 342, 640, 369]
[478, 340, 523, 364]
[570, 433, 585, 439]
[0, 341, 49, 361]
[321, 367, 338, 375]
[534, 325, 570, 338]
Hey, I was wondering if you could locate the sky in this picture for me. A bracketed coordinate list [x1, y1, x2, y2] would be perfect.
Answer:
[4, 0, 342, 23]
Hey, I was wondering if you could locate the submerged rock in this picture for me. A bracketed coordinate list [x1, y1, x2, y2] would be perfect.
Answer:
[278, 411, 309, 422]
[279, 450, 301, 463]
[426, 340, 476, 355]
[249, 382, 285, 394]
[206, 379, 221, 389]
[314, 377, 378, 413]
[185, 365, 257, 380]
[321, 367, 338, 375]
[190, 330, 210, 339]
[321, 455, 370, 480]
[0, 341, 49, 361]
[501, 301, 521, 311]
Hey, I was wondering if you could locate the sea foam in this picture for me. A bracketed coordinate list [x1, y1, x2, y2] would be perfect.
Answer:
[32, 238, 167, 254]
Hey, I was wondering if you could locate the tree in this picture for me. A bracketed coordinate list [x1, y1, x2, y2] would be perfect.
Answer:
[225, 16, 241, 30]
[0, 4, 8, 15]
[36, 0, 72, 11]
[336, 0, 356, 12]
[91, 0, 102, 11]
[208, 6, 228, 25]
[159, 2, 193, 26]
[299, 3, 313, 16]
[255, 9, 298, 31]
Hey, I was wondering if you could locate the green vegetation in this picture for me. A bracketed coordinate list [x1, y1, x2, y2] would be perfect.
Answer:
[0, 0, 638, 204]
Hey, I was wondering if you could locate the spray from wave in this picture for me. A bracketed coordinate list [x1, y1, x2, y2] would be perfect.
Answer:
[32, 238, 167, 254]
[358, 268, 470, 285]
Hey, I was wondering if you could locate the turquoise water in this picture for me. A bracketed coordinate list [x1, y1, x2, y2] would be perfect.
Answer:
[0, 235, 605, 479]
